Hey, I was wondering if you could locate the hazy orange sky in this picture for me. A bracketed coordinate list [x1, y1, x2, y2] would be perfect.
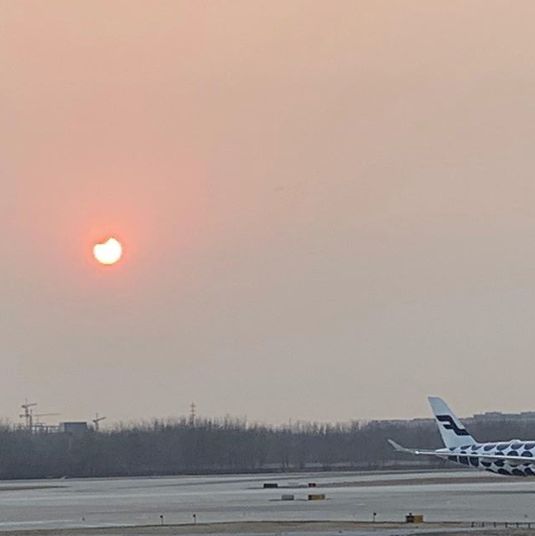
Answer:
[3, 0, 535, 425]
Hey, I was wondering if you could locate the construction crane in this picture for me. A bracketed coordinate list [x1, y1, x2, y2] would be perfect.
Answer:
[92, 413, 106, 432]
[20, 401, 37, 431]
[19, 401, 60, 433]
[33, 413, 60, 424]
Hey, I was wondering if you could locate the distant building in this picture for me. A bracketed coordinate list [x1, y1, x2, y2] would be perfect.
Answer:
[466, 411, 535, 425]
[59, 422, 88, 434]
[370, 418, 434, 428]
[406, 418, 434, 428]
[374, 411, 535, 429]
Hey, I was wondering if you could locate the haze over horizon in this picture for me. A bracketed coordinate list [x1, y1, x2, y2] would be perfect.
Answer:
[3, 1, 535, 426]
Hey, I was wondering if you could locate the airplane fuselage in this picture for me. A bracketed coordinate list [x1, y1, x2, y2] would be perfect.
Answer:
[437, 441, 535, 476]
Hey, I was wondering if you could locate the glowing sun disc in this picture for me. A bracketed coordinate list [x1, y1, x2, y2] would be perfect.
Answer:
[93, 237, 123, 265]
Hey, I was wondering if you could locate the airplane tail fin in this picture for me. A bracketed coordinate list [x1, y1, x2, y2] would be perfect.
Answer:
[428, 396, 476, 448]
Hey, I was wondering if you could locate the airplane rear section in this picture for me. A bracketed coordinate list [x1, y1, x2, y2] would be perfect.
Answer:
[389, 397, 535, 477]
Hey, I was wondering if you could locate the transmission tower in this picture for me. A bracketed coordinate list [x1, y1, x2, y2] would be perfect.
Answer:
[189, 402, 196, 427]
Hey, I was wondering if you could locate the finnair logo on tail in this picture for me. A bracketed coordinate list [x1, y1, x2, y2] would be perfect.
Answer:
[436, 415, 470, 436]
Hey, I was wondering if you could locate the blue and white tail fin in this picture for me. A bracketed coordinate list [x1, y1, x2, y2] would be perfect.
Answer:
[428, 396, 476, 448]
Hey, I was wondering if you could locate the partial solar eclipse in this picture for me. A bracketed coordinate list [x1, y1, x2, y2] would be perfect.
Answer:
[93, 237, 123, 265]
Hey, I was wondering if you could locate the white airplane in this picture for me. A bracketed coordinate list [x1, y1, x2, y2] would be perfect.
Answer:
[389, 397, 535, 477]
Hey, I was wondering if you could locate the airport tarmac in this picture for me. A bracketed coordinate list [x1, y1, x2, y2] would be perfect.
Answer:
[0, 521, 525, 536]
[1, 470, 535, 534]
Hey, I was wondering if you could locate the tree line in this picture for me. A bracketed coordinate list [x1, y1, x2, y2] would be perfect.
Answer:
[0, 415, 532, 479]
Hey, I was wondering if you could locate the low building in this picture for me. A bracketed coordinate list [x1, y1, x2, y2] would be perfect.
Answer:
[59, 422, 88, 434]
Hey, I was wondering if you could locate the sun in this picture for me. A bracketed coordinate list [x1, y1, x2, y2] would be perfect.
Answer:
[93, 237, 123, 265]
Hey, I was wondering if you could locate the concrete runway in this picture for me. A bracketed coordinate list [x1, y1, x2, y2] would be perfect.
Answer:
[0, 470, 534, 533]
